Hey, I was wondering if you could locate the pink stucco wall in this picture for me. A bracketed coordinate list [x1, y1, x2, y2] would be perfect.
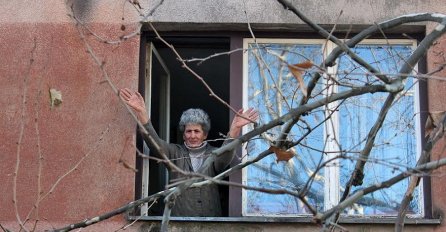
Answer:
[0, 18, 141, 232]
[428, 35, 446, 232]
[0, 0, 145, 229]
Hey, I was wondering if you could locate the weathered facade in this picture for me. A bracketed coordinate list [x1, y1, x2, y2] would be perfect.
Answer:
[1, 1, 445, 231]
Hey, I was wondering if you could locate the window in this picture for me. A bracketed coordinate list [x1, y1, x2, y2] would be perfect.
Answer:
[242, 39, 422, 217]
[131, 35, 430, 222]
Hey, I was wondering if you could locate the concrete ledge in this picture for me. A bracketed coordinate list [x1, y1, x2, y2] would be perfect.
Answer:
[128, 215, 441, 225]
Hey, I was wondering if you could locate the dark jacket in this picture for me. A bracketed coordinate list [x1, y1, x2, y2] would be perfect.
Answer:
[141, 122, 235, 217]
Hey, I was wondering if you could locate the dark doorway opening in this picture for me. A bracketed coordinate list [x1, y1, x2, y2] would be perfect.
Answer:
[154, 37, 230, 147]
[135, 36, 231, 217]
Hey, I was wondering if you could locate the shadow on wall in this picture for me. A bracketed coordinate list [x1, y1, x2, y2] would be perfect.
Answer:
[66, 0, 93, 21]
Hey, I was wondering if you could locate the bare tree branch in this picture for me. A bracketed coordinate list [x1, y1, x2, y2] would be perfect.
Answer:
[318, 157, 446, 223]
[13, 38, 37, 232]
[395, 112, 446, 232]
[49, 190, 171, 232]
[67, 0, 166, 45]
[147, 23, 257, 124]
[183, 48, 245, 65]
[0, 224, 12, 232]
[276, 0, 391, 84]
[212, 83, 393, 157]
[330, 93, 397, 226]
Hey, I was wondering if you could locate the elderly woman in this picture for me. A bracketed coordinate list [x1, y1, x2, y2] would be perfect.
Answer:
[120, 88, 258, 217]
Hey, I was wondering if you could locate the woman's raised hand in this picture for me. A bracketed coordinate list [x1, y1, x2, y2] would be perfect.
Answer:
[119, 88, 149, 124]
[228, 108, 259, 138]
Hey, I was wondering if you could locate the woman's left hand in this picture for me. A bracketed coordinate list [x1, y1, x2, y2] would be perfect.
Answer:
[228, 108, 259, 138]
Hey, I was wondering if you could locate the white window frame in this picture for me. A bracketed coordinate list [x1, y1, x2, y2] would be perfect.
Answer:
[241, 38, 423, 217]
[141, 42, 171, 216]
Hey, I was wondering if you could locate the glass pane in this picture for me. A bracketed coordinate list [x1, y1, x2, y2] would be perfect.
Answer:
[338, 44, 420, 216]
[244, 42, 326, 215]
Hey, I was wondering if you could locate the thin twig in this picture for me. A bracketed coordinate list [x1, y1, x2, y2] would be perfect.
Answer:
[114, 201, 157, 231]
[30, 81, 44, 231]
[317, 156, 446, 222]
[68, 0, 165, 45]
[50, 190, 169, 232]
[38, 126, 110, 202]
[183, 48, 245, 65]
[276, 0, 391, 84]
[13, 37, 37, 232]
[148, 22, 255, 124]
[71, 12, 149, 135]
[395, 113, 446, 232]
[0, 223, 11, 232]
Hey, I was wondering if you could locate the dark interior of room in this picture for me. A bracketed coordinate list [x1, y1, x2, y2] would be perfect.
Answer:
[139, 36, 231, 216]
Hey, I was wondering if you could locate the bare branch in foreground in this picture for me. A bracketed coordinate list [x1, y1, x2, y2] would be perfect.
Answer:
[147, 22, 256, 124]
[395, 112, 446, 232]
[49, 190, 171, 232]
[318, 157, 446, 223]
[320, 114, 446, 226]
[276, 0, 391, 84]
[13, 38, 37, 232]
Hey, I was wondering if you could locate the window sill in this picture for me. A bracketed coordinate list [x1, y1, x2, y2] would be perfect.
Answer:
[127, 215, 441, 225]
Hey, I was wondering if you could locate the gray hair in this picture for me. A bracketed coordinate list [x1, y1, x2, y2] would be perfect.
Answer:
[179, 108, 211, 134]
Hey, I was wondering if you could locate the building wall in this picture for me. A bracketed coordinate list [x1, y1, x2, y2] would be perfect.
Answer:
[428, 34, 446, 231]
[0, 1, 445, 231]
[151, 0, 445, 24]
[0, 1, 141, 231]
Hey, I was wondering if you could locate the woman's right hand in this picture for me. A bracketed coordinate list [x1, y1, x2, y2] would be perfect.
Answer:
[119, 88, 149, 124]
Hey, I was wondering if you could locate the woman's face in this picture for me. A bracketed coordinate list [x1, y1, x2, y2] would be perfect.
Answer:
[183, 124, 207, 148]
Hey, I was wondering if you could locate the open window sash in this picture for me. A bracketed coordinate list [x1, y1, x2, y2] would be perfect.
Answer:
[141, 42, 171, 215]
